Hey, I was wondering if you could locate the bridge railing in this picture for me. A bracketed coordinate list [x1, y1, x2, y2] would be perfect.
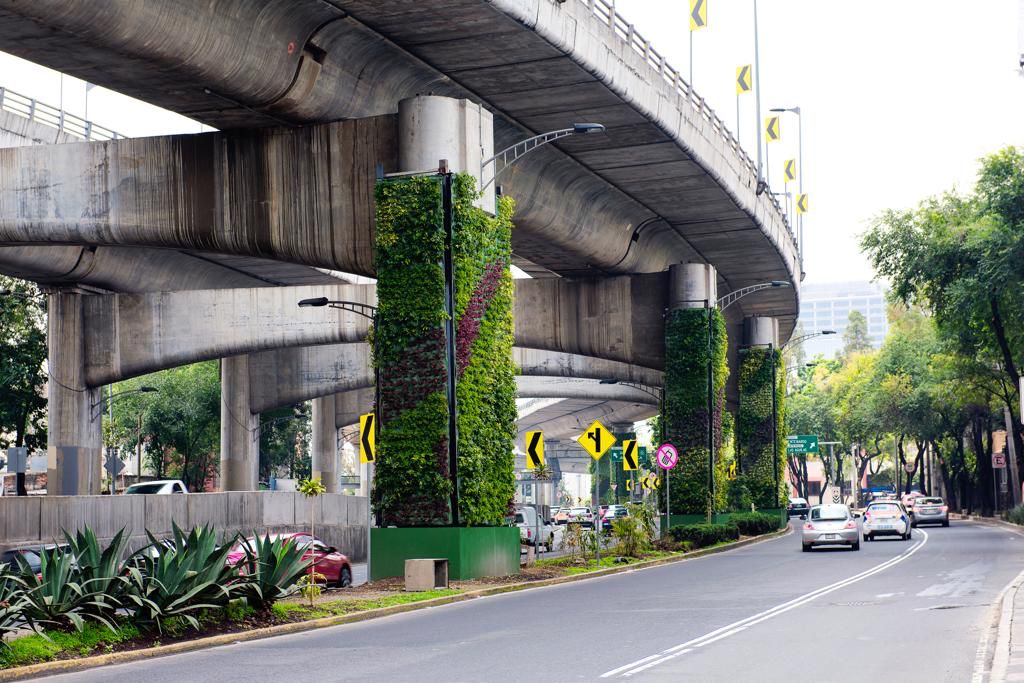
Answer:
[584, 0, 793, 241]
[0, 86, 123, 142]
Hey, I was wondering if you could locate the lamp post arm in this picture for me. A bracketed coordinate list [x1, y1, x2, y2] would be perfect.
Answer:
[480, 128, 576, 191]
[717, 282, 790, 311]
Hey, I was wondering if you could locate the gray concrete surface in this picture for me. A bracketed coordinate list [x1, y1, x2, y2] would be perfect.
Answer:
[0, 492, 369, 562]
[32, 521, 1024, 682]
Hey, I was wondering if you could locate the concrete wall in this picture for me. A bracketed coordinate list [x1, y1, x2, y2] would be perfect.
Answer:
[0, 492, 368, 561]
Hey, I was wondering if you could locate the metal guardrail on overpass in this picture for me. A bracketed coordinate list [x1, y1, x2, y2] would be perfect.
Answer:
[0, 85, 122, 141]
[584, 0, 793, 242]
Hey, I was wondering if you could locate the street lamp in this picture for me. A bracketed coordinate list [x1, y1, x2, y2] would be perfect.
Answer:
[91, 386, 158, 419]
[770, 106, 804, 273]
[479, 123, 606, 191]
[781, 329, 836, 351]
[717, 280, 792, 311]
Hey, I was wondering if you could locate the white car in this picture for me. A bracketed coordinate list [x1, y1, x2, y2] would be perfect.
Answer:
[515, 507, 555, 551]
[862, 501, 912, 541]
[124, 479, 188, 495]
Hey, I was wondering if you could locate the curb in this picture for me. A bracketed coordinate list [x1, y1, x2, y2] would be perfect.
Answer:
[0, 527, 791, 681]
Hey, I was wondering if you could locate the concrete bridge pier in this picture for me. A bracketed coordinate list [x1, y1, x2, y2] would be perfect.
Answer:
[744, 316, 779, 348]
[220, 355, 258, 491]
[46, 289, 103, 495]
[668, 263, 717, 310]
[311, 394, 338, 492]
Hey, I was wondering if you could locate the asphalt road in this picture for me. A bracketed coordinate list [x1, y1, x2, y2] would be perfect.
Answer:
[39, 521, 1024, 682]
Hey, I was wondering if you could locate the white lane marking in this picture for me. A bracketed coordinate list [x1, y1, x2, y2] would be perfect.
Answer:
[601, 530, 929, 678]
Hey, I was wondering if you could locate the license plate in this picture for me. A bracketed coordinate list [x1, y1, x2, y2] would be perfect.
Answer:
[822, 534, 839, 540]
[877, 523, 893, 529]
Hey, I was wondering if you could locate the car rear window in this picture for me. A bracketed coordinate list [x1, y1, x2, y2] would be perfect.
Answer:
[918, 498, 943, 505]
[868, 503, 898, 512]
[514, 513, 525, 523]
[125, 483, 166, 494]
[810, 505, 849, 521]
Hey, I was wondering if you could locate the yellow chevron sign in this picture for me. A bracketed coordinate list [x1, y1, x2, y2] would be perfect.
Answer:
[525, 431, 545, 469]
[765, 116, 781, 143]
[359, 412, 376, 464]
[736, 64, 752, 94]
[690, 0, 707, 30]
[796, 194, 809, 214]
[784, 159, 797, 183]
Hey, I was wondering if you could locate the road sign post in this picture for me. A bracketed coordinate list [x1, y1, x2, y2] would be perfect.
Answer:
[577, 420, 616, 564]
[359, 412, 376, 581]
[656, 444, 679, 537]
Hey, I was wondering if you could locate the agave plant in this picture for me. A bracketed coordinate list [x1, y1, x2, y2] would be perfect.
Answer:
[63, 527, 132, 622]
[123, 524, 240, 633]
[16, 548, 115, 632]
[0, 563, 29, 640]
[234, 534, 312, 611]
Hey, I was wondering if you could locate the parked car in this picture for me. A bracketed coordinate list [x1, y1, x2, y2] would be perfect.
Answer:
[787, 497, 810, 518]
[515, 507, 555, 551]
[568, 506, 595, 527]
[0, 547, 41, 575]
[226, 533, 352, 587]
[601, 505, 629, 531]
[862, 501, 912, 541]
[910, 497, 949, 527]
[553, 507, 572, 524]
[125, 479, 188, 495]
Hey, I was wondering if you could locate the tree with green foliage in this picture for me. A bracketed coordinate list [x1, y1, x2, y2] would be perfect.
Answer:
[0, 277, 46, 450]
[842, 310, 874, 358]
[108, 362, 220, 491]
[862, 146, 1024, 490]
[258, 403, 312, 482]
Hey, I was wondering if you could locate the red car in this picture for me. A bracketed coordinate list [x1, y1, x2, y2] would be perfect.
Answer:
[226, 533, 353, 588]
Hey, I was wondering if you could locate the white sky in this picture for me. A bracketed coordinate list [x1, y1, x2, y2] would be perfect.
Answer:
[2, 0, 1024, 284]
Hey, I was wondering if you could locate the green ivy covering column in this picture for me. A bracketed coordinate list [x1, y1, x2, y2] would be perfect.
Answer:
[737, 347, 786, 509]
[660, 308, 729, 515]
[372, 174, 517, 527]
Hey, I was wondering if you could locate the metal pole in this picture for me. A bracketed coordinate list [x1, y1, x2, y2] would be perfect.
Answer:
[535, 483, 540, 558]
[796, 110, 804, 272]
[137, 412, 143, 483]
[441, 169, 460, 526]
[666, 465, 671, 537]
[108, 385, 115, 495]
[707, 300, 715, 521]
[594, 463, 601, 564]
[736, 93, 740, 147]
[689, 30, 694, 90]
[771, 344, 779, 508]
[753, 0, 763, 178]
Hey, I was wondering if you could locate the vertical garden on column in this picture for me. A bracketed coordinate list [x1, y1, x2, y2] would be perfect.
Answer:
[372, 173, 517, 528]
[737, 347, 787, 509]
[661, 307, 729, 516]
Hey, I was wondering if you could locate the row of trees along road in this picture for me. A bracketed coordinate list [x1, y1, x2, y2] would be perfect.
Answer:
[788, 147, 1024, 516]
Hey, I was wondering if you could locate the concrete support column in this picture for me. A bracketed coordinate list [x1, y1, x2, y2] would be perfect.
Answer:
[744, 316, 780, 347]
[47, 289, 103, 495]
[311, 394, 338, 492]
[398, 95, 493, 209]
[668, 263, 717, 309]
[220, 355, 258, 491]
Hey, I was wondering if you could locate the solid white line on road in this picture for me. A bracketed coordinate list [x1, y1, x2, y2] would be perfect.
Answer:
[601, 530, 930, 678]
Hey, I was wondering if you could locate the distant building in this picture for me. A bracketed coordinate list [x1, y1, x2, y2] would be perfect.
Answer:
[798, 281, 889, 358]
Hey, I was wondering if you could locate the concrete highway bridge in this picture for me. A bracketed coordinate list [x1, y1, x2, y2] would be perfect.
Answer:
[0, 0, 799, 494]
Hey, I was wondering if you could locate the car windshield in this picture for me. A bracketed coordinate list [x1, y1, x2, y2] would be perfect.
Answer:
[1, 549, 41, 570]
[790, 499, 807, 505]
[918, 498, 944, 505]
[810, 505, 849, 521]
[125, 483, 167, 494]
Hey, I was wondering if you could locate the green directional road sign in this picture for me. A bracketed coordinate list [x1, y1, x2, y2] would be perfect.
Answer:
[787, 435, 819, 454]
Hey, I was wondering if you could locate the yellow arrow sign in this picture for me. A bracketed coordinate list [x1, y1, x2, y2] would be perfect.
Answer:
[359, 412, 376, 464]
[765, 116, 781, 143]
[796, 193, 809, 214]
[727, 461, 737, 481]
[689, 0, 707, 30]
[525, 430, 545, 469]
[736, 64, 751, 94]
[577, 419, 616, 460]
[784, 159, 797, 183]
[622, 440, 639, 471]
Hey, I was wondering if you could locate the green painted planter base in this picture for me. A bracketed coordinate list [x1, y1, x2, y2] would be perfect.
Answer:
[370, 527, 520, 581]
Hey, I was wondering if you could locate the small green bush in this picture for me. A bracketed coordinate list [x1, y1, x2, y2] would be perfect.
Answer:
[668, 522, 740, 548]
[729, 512, 782, 536]
[1009, 505, 1024, 526]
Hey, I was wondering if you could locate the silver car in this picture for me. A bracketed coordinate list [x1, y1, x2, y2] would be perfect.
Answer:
[910, 497, 949, 527]
[801, 504, 860, 552]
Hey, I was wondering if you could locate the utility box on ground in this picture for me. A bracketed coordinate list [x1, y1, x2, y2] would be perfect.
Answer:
[405, 558, 449, 591]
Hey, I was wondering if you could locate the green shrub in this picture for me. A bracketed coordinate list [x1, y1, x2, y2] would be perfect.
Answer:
[1009, 505, 1024, 525]
[0, 565, 28, 640]
[668, 522, 740, 548]
[64, 527, 132, 623]
[729, 512, 782, 536]
[16, 547, 112, 633]
[233, 534, 312, 611]
[123, 524, 239, 633]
